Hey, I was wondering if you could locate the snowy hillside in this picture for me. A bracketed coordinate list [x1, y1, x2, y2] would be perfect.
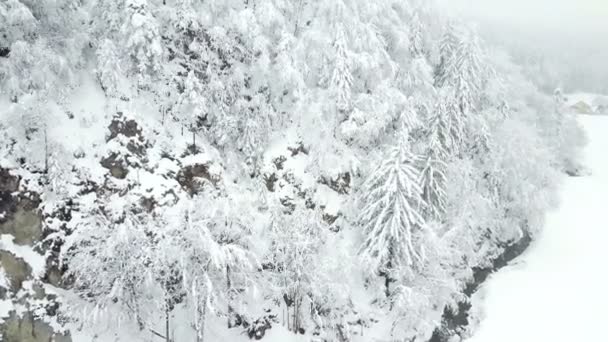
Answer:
[0, 1, 586, 342]
[466, 113, 608, 342]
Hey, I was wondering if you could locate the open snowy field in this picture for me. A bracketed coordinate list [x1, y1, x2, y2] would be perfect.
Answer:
[468, 113, 608, 342]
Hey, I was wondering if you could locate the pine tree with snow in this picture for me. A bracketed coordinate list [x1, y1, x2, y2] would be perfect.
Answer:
[436, 25, 487, 115]
[419, 152, 448, 220]
[96, 39, 122, 97]
[409, 11, 425, 58]
[435, 21, 461, 88]
[330, 23, 353, 118]
[122, 0, 164, 84]
[358, 135, 426, 296]
[426, 89, 465, 157]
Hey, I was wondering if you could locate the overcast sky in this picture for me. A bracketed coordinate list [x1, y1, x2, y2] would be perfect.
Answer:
[438, 0, 608, 93]
[440, 0, 608, 36]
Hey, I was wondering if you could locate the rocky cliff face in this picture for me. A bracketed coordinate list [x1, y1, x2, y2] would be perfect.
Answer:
[0, 168, 71, 342]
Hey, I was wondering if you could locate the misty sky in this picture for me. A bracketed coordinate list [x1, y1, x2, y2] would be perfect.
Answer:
[441, 0, 608, 36]
[439, 0, 608, 93]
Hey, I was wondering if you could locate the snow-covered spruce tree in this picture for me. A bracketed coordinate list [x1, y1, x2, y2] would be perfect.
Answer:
[419, 148, 448, 221]
[330, 23, 354, 119]
[96, 39, 123, 97]
[435, 20, 461, 88]
[409, 11, 425, 58]
[426, 88, 465, 157]
[358, 132, 426, 297]
[436, 24, 488, 116]
[123, 0, 164, 85]
[176, 70, 207, 151]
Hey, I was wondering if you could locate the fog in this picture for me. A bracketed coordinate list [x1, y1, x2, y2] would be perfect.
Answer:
[439, 0, 608, 94]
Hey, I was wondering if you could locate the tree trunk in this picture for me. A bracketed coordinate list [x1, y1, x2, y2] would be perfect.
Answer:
[44, 127, 48, 174]
[227, 265, 234, 328]
[194, 290, 207, 342]
[165, 304, 170, 342]
[192, 124, 196, 150]
[384, 257, 393, 298]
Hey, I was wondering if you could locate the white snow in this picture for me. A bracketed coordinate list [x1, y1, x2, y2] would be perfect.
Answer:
[467, 114, 608, 342]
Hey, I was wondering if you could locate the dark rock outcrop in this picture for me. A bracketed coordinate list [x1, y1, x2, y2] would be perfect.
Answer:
[0, 169, 42, 246]
[238, 314, 277, 340]
[319, 172, 351, 195]
[177, 163, 219, 195]
[0, 250, 32, 292]
[100, 153, 129, 179]
[0, 167, 69, 340]
[107, 114, 143, 141]
[1, 311, 71, 342]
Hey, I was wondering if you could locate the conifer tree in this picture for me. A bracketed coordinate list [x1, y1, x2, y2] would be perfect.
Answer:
[330, 23, 353, 118]
[358, 134, 426, 296]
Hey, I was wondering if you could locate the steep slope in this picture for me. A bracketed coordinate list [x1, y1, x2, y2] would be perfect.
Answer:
[0, 1, 586, 341]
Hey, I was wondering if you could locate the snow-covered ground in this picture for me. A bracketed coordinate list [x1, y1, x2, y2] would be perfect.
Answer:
[467, 113, 608, 342]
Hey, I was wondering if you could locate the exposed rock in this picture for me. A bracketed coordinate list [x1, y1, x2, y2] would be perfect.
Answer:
[264, 173, 279, 192]
[101, 114, 149, 180]
[0, 250, 32, 292]
[32, 282, 46, 300]
[139, 196, 156, 213]
[319, 172, 351, 195]
[240, 314, 277, 340]
[0, 204, 43, 246]
[100, 153, 129, 179]
[0, 47, 9, 58]
[0, 169, 68, 340]
[322, 211, 338, 225]
[0, 168, 20, 194]
[287, 142, 308, 157]
[107, 113, 143, 142]
[43, 265, 64, 289]
[0, 169, 43, 246]
[428, 233, 532, 342]
[0, 169, 20, 222]
[272, 156, 287, 171]
[1, 311, 71, 342]
[177, 163, 219, 195]
[279, 197, 296, 213]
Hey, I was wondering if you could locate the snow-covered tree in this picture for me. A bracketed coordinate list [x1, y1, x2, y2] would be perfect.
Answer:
[122, 0, 164, 84]
[358, 137, 426, 296]
[409, 11, 425, 58]
[426, 89, 465, 157]
[330, 23, 353, 117]
[164, 195, 256, 340]
[436, 25, 488, 115]
[264, 206, 326, 333]
[435, 21, 461, 87]
[63, 204, 160, 330]
[96, 39, 123, 97]
[419, 153, 447, 220]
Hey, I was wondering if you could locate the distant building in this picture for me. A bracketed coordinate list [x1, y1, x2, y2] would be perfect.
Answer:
[570, 101, 594, 114]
